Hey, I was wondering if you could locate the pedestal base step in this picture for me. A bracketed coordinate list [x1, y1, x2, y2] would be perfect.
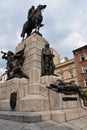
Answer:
[0, 107, 87, 123]
[0, 110, 51, 123]
[51, 107, 87, 123]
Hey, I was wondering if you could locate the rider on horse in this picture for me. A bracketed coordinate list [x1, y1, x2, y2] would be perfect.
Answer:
[21, 4, 47, 41]
[27, 6, 35, 21]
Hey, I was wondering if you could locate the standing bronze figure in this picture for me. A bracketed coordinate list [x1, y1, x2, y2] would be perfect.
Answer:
[21, 4, 47, 40]
[41, 43, 55, 76]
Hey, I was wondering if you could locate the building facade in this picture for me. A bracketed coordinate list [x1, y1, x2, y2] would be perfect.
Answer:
[55, 58, 78, 84]
[51, 48, 61, 65]
[73, 45, 87, 87]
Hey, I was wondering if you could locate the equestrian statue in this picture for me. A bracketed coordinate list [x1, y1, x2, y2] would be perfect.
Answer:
[21, 4, 47, 41]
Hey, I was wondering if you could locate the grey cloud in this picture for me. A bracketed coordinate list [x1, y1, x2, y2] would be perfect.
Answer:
[0, 0, 87, 74]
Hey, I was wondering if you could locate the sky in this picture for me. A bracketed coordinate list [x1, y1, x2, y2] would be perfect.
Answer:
[0, 0, 87, 75]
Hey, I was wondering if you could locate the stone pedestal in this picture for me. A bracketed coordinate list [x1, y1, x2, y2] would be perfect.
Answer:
[0, 33, 81, 114]
[0, 78, 28, 110]
[16, 33, 47, 81]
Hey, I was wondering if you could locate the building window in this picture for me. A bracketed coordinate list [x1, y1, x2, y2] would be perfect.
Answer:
[69, 71, 74, 78]
[80, 53, 87, 61]
[80, 55, 85, 61]
[82, 66, 87, 73]
[84, 79, 87, 86]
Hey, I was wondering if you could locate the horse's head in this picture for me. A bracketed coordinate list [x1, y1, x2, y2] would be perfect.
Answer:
[37, 4, 47, 10]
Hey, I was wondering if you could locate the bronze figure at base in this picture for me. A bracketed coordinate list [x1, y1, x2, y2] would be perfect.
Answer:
[41, 43, 55, 76]
[1, 45, 28, 80]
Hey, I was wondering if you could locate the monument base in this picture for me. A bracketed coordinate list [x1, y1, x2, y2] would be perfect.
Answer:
[0, 78, 28, 111]
[0, 33, 86, 124]
[0, 76, 81, 112]
[0, 107, 87, 124]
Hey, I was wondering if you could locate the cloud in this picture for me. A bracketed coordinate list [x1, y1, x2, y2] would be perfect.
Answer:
[64, 32, 86, 47]
[57, 32, 86, 58]
[0, 0, 87, 75]
[41, 0, 87, 59]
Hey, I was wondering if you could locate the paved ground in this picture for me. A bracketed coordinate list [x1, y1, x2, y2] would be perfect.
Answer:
[0, 116, 87, 130]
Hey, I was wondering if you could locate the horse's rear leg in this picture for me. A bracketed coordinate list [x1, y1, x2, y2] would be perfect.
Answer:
[21, 32, 24, 41]
[35, 19, 39, 32]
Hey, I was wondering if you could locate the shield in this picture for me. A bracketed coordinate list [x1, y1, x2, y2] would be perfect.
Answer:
[10, 92, 17, 110]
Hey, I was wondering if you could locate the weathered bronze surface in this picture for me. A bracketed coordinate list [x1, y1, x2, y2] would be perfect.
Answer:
[47, 79, 87, 104]
[21, 4, 47, 40]
[1, 45, 28, 80]
[49, 79, 80, 94]
[41, 43, 55, 76]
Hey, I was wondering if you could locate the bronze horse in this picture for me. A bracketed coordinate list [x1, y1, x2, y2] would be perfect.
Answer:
[21, 5, 46, 40]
